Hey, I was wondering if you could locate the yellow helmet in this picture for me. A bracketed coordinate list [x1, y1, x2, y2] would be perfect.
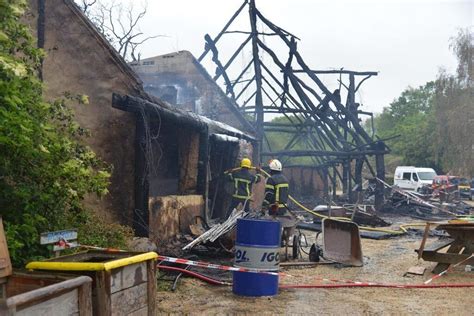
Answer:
[241, 158, 252, 169]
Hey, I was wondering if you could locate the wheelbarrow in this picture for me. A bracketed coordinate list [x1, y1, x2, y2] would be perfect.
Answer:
[322, 218, 363, 266]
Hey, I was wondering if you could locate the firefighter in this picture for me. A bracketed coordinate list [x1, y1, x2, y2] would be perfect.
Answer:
[263, 159, 289, 216]
[224, 158, 261, 218]
[263, 159, 295, 258]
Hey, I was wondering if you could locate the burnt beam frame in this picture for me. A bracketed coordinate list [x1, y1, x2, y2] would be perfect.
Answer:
[198, 1, 388, 204]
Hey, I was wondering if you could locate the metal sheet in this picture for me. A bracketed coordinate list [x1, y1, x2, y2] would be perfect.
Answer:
[322, 218, 363, 267]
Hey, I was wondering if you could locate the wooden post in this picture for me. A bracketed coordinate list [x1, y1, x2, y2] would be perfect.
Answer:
[197, 128, 210, 222]
[78, 280, 93, 316]
[332, 166, 337, 200]
[96, 271, 112, 315]
[374, 141, 386, 211]
[355, 158, 364, 203]
[249, 0, 264, 164]
[147, 260, 157, 316]
[322, 167, 329, 201]
[347, 74, 355, 114]
[342, 160, 348, 196]
[347, 159, 352, 201]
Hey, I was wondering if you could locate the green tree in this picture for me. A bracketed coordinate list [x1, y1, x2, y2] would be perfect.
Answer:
[0, 0, 130, 266]
[373, 82, 438, 171]
[433, 29, 473, 175]
[373, 28, 473, 176]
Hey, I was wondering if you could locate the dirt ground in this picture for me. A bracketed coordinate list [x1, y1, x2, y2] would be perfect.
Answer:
[155, 219, 474, 315]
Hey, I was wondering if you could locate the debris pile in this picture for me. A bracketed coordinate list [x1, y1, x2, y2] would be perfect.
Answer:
[374, 178, 472, 219]
[182, 209, 247, 251]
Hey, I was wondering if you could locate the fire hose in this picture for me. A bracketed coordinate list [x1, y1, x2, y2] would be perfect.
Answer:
[157, 264, 231, 286]
[157, 264, 474, 289]
[246, 166, 427, 235]
[157, 254, 474, 289]
[280, 282, 474, 289]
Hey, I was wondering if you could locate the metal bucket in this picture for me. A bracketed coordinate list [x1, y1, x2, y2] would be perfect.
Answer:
[232, 218, 281, 296]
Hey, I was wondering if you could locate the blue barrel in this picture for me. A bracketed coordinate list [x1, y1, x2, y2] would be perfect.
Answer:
[233, 218, 281, 297]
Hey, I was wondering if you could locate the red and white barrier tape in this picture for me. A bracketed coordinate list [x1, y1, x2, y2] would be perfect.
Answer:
[314, 277, 385, 286]
[424, 253, 474, 284]
[156, 255, 474, 289]
[157, 255, 289, 277]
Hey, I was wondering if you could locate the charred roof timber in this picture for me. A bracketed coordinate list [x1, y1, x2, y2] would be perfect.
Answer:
[198, 0, 388, 208]
[112, 93, 256, 142]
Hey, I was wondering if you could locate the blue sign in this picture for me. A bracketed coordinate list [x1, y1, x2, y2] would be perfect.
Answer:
[40, 229, 78, 245]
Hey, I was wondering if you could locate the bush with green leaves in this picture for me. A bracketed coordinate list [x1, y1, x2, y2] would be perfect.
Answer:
[0, 0, 131, 266]
[372, 28, 473, 175]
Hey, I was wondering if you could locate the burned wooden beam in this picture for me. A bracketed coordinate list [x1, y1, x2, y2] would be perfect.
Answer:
[204, 35, 236, 99]
[292, 69, 378, 76]
[231, 59, 254, 89]
[249, 0, 264, 163]
[214, 34, 252, 81]
[197, 1, 389, 204]
[261, 149, 388, 157]
[197, 0, 248, 62]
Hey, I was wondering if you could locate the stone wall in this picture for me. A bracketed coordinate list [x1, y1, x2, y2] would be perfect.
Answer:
[131, 51, 252, 134]
[27, 0, 143, 224]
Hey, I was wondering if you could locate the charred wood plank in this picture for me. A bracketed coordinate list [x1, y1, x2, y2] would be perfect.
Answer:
[205, 35, 236, 99]
[198, 0, 248, 61]
[292, 69, 378, 76]
[249, 0, 264, 163]
[261, 150, 387, 157]
[231, 59, 254, 89]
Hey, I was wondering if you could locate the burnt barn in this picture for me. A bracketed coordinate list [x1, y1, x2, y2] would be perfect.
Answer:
[26, 0, 257, 244]
[26, 0, 387, 247]
[112, 94, 256, 242]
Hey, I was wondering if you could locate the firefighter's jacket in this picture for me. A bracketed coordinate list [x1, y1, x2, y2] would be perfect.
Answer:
[264, 172, 290, 212]
[227, 168, 261, 200]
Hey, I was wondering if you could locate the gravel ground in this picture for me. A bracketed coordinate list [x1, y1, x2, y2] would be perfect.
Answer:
[156, 220, 474, 315]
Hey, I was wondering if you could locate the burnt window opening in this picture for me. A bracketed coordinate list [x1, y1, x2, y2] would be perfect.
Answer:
[145, 119, 203, 198]
[142, 60, 155, 66]
[208, 138, 239, 220]
[147, 121, 180, 197]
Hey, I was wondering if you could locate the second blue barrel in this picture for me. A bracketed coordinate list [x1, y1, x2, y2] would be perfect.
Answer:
[233, 218, 281, 296]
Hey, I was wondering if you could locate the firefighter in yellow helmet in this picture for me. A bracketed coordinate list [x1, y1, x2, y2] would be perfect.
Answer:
[224, 157, 262, 218]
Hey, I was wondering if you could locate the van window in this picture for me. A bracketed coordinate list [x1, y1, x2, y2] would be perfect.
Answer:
[403, 172, 411, 180]
[418, 172, 436, 180]
[412, 173, 418, 181]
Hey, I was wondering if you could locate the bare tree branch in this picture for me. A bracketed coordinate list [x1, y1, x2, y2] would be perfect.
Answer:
[75, 0, 165, 61]
[79, 0, 97, 13]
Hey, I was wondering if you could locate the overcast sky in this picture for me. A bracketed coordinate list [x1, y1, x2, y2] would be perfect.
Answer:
[137, 0, 472, 114]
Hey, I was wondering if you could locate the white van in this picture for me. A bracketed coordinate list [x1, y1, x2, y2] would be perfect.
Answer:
[393, 166, 437, 191]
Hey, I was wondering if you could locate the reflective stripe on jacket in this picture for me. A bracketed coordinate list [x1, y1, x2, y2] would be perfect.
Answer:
[264, 173, 289, 208]
[227, 168, 260, 200]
